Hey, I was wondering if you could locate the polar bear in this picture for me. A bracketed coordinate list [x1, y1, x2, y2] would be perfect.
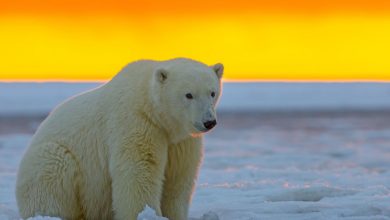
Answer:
[16, 58, 223, 220]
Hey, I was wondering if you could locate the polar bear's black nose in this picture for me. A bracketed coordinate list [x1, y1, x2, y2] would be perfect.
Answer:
[203, 120, 217, 130]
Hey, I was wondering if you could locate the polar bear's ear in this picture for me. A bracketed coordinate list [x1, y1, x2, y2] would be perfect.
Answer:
[212, 63, 224, 79]
[154, 68, 168, 83]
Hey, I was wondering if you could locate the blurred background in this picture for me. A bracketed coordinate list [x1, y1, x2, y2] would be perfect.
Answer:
[1, 0, 390, 81]
[1, 0, 390, 219]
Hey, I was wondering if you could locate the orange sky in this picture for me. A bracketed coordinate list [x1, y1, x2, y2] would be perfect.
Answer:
[1, 0, 390, 81]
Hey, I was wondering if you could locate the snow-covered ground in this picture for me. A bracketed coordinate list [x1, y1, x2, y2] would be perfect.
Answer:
[1, 83, 390, 220]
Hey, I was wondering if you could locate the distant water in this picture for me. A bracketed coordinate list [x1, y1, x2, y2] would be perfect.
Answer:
[1, 82, 390, 115]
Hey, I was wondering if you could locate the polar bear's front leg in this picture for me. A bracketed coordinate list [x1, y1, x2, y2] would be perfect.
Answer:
[161, 137, 203, 220]
[110, 138, 168, 220]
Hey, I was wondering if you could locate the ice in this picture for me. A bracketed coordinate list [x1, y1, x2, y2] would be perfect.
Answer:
[189, 111, 390, 219]
[265, 186, 358, 202]
[137, 206, 168, 220]
[197, 211, 220, 220]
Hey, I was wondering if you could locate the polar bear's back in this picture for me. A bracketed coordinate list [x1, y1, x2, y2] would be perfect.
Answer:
[31, 59, 159, 148]
[108, 59, 157, 87]
[30, 87, 103, 145]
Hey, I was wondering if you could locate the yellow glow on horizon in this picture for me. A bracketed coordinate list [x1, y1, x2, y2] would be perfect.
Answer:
[1, 14, 390, 81]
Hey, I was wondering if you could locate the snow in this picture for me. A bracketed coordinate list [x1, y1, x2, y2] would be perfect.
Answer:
[135, 206, 219, 220]
[1, 82, 390, 220]
[188, 112, 390, 220]
[137, 206, 168, 220]
[25, 216, 61, 220]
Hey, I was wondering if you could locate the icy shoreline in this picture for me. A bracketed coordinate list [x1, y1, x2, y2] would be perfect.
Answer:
[1, 82, 390, 115]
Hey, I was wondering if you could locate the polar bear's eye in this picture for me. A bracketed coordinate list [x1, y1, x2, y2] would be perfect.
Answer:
[211, 92, 215, 97]
[185, 93, 193, 99]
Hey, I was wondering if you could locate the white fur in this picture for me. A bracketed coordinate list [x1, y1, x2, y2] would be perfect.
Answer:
[16, 58, 223, 220]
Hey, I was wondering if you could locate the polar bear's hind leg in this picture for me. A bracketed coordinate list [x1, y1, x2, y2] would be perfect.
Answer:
[16, 142, 84, 219]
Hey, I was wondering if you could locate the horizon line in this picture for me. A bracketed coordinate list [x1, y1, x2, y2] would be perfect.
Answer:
[1, 78, 390, 83]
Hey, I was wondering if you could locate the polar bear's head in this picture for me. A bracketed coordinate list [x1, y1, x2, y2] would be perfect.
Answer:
[150, 58, 223, 139]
